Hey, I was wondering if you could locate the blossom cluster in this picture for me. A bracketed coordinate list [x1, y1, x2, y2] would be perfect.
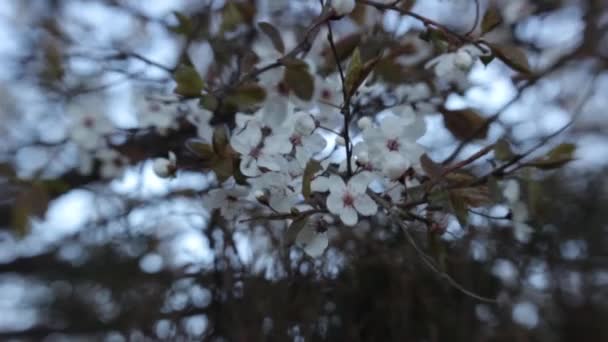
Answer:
[59, 2, 532, 258]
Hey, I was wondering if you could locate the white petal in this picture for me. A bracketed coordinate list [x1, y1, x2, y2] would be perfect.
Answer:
[296, 225, 328, 258]
[339, 206, 358, 226]
[326, 192, 343, 215]
[347, 172, 372, 194]
[302, 133, 326, 153]
[353, 194, 377, 216]
[380, 115, 404, 138]
[402, 115, 426, 140]
[311, 176, 331, 192]
[328, 175, 346, 194]
[257, 154, 283, 171]
[240, 156, 260, 176]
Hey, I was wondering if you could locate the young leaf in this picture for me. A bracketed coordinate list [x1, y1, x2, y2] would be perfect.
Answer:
[494, 138, 515, 161]
[225, 83, 267, 109]
[528, 143, 576, 169]
[258, 22, 285, 53]
[173, 64, 204, 97]
[481, 6, 502, 35]
[420, 154, 443, 181]
[286, 216, 310, 246]
[285, 63, 315, 101]
[344, 47, 362, 97]
[440, 108, 489, 141]
[169, 11, 193, 35]
[302, 159, 322, 199]
[489, 43, 531, 74]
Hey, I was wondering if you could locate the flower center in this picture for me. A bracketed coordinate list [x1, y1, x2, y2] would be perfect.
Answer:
[83, 116, 96, 128]
[277, 81, 289, 96]
[321, 89, 332, 101]
[342, 192, 354, 207]
[290, 134, 302, 146]
[386, 139, 400, 151]
[249, 147, 261, 158]
[261, 126, 273, 137]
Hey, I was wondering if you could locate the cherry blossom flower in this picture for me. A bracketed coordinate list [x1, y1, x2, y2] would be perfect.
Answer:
[138, 99, 179, 135]
[96, 148, 129, 179]
[286, 112, 326, 164]
[230, 121, 287, 177]
[153, 152, 177, 178]
[325, 173, 377, 226]
[68, 104, 113, 151]
[362, 113, 426, 175]
[295, 222, 329, 258]
[204, 182, 251, 221]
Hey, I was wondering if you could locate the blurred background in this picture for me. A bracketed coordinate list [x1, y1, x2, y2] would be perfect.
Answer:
[0, 0, 607, 340]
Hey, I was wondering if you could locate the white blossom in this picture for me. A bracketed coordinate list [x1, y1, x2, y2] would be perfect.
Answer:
[296, 223, 329, 258]
[325, 173, 377, 226]
[138, 99, 179, 135]
[230, 122, 287, 176]
[96, 148, 128, 179]
[68, 103, 113, 151]
[204, 184, 250, 221]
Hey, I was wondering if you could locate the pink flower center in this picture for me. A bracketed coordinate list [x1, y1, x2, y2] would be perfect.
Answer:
[386, 139, 400, 151]
[249, 147, 261, 158]
[321, 89, 332, 101]
[83, 116, 96, 128]
[342, 192, 354, 207]
[277, 81, 289, 96]
[290, 134, 302, 146]
[261, 126, 273, 137]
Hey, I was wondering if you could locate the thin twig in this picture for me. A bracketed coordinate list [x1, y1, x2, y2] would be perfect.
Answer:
[326, 19, 353, 176]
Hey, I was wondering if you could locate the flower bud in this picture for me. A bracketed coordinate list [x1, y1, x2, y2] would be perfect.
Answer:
[357, 117, 373, 130]
[153, 152, 177, 178]
[454, 50, 474, 70]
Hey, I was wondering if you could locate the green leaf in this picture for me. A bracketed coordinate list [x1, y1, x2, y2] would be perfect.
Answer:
[448, 191, 469, 226]
[494, 138, 515, 161]
[221, 2, 243, 33]
[284, 63, 315, 101]
[285, 216, 309, 246]
[169, 11, 193, 35]
[199, 94, 219, 111]
[452, 186, 492, 208]
[186, 139, 215, 167]
[489, 43, 531, 74]
[322, 34, 361, 72]
[258, 22, 285, 53]
[528, 143, 576, 169]
[440, 108, 489, 141]
[225, 83, 267, 109]
[173, 64, 204, 97]
[344, 47, 362, 97]
[302, 159, 322, 199]
[212, 126, 230, 156]
[481, 6, 502, 35]
[420, 154, 443, 181]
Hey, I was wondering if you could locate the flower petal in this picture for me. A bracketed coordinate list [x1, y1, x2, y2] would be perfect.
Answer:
[326, 192, 343, 215]
[353, 194, 378, 216]
[339, 206, 358, 226]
